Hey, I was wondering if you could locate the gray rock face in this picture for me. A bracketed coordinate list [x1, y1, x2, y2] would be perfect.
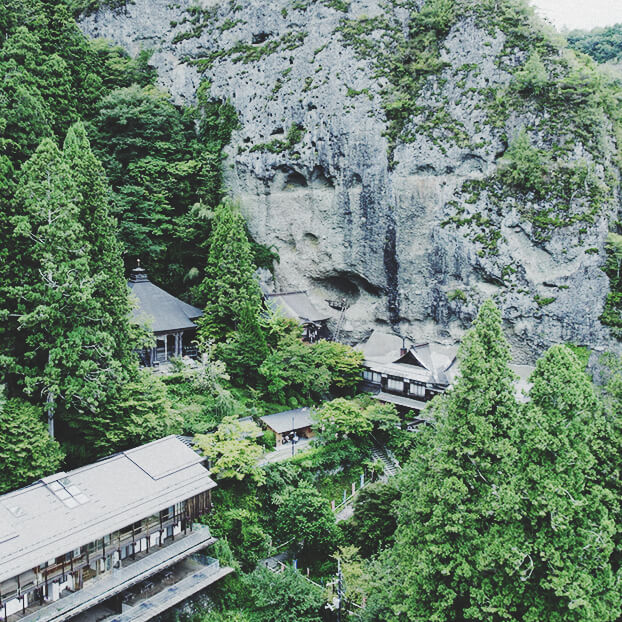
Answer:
[81, 0, 619, 361]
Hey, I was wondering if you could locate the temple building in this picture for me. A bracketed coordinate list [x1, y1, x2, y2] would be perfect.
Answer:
[264, 290, 331, 342]
[356, 330, 534, 414]
[128, 262, 203, 366]
[0, 436, 232, 622]
[356, 330, 459, 412]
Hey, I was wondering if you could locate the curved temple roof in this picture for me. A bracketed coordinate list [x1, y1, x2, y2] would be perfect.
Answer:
[128, 262, 203, 333]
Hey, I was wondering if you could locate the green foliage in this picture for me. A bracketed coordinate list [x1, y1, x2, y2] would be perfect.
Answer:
[217, 304, 269, 385]
[447, 288, 467, 303]
[512, 51, 549, 96]
[309, 340, 364, 396]
[567, 24, 622, 64]
[340, 480, 399, 557]
[249, 123, 306, 154]
[198, 201, 263, 343]
[0, 395, 64, 494]
[97, 370, 182, 455]
[510, 346, 619, 621]
[313, 398, 400, 453]
[195, 416, 265, 484]
[88, 84, 220, 294]
[366, 300, 521, 620]
[274, 482, 340, 556]
[259, 335, 331, 404]
[365, 304, 621, 621]
[242, 566, 324, 622]
[498, 128, 549, 196]
[601, 232, 622, 333]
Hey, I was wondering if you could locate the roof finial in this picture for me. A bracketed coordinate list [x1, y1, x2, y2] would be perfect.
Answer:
[129, 258, 149, 283]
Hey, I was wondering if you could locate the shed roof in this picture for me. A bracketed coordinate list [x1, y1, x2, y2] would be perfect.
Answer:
[128, 264, 202, 333]
[260, 407, 314, 434]
[0, 436, 216, 584]
[265, 291, 330, 324]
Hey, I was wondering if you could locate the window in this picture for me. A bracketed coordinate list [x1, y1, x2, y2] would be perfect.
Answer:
[409, 383, 425, 397]
[386, 378, 404, 392]
[363, 370, 382, 383]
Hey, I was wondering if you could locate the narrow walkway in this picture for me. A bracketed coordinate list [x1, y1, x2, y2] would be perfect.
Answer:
[16, 528, 217, 622]
[258, 438, 312, 465]
[101, 563, 233, 622]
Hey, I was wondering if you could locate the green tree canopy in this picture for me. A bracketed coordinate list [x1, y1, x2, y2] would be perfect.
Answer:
[198, 200, 263, 342]
[366, 300, 521, 621]
[195, 416, 265, 484]
[510, 345, 620, 621]
[0, 394, 64, 494]
[274, 482, 340, 557]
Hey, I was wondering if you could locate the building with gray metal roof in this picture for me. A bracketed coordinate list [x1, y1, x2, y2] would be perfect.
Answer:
[259, 407, 315, 445]
[128, 262, 203, 366]
[355, 330, 534, 414]
[0, 437, 230, 622]
[264, 291, 331, 342]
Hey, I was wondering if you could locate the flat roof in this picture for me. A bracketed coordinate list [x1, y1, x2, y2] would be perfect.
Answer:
[260, 407, 314, 434]
[0, 436, 216, 584]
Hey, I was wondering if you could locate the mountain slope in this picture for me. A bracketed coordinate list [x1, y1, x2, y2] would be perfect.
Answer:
[81, 0, 622, 360]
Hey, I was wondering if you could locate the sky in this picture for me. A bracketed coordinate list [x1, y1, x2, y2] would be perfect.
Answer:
[529, 0, 622, 31]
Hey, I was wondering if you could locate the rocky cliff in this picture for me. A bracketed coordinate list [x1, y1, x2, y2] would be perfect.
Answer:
[80, 0, 621, 361]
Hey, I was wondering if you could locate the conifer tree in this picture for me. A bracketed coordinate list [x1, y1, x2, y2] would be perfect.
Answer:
[198, 200, 263, 343]
[2, 131, 165, 459]
[5, 137, 93, 436]
[512, 345, 620, 621]
[367, 300, 521, 621]
[62, 121, 141, 369]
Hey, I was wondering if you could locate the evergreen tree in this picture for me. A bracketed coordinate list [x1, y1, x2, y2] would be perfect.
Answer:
[0, 394, 64, 494]
[4, 137, 92, 433]
[511, 345, 620, 621]
[62, 121, 141, 369]
[198, 200, 263, 342]
[367, 300, 521, 621]
[217, 302, 269, 385]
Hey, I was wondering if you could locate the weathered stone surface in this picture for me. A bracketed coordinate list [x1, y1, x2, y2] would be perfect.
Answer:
[80, 0, 619, 361]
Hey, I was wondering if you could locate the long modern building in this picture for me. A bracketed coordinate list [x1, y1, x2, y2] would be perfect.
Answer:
[0, 436, 232, 622]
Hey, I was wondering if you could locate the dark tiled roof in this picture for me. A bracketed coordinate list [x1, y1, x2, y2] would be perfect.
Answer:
[128, 269, 203, 333]
[265, 291, 330, 324]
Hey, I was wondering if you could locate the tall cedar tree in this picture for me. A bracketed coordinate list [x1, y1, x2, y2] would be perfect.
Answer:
[512, 345, 620, 621]
[368, 300, 521, 621]
[4, 130, 147, 457]
[198, 201, 263, 343]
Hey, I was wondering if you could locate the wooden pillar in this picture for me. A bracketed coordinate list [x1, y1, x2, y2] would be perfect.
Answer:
[176, 332, 182, 357]
[163, 334, 168, 360]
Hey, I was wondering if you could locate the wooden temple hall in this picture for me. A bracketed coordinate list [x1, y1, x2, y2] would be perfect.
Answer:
[128, 261, 203, 366]
[0, 436, 231, 622]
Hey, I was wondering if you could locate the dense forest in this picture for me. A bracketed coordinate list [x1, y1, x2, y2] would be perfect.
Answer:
[0, 0, 621, 621]
[567, 23, 622, 65]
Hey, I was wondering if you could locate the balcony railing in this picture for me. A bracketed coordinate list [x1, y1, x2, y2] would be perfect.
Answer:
[101, 555, 232, 622]
[14, 527, 217, 622]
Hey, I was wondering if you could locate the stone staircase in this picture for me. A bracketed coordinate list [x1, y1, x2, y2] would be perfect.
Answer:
[370, 445, 401, 480]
